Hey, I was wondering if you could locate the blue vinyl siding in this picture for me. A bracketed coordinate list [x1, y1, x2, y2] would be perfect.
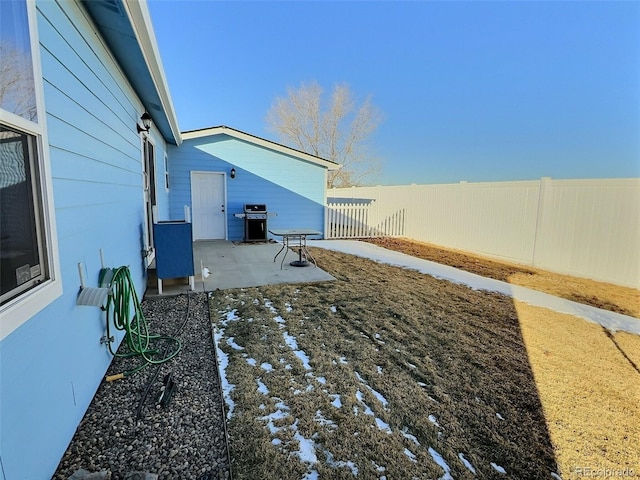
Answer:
[169, 135, 328, 240]
[0, 1, 168, 478]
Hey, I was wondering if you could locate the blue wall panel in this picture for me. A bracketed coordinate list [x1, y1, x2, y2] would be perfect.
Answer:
[169, 134, 328, 240]
[0, 1, 169, 478]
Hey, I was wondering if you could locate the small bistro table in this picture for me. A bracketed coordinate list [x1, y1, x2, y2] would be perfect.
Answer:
[269, 228, 322, 269]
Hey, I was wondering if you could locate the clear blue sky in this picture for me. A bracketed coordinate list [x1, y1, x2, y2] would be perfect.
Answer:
[148, 0, 640, 185]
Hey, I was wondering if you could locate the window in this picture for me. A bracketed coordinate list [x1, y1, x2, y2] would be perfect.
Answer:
[164, 152, 169, 190]
[0, 126, 48, 304]
[1, 0, 59, 331]
[0, 0, 37, 122]
[143, 137, 157, 256]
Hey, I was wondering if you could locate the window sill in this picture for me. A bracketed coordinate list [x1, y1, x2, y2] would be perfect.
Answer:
[0, 279, 62, 341]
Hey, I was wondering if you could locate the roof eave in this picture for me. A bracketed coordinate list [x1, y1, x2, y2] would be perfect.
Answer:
[81, 0, 182, 146]
[182, 126, 340, 170]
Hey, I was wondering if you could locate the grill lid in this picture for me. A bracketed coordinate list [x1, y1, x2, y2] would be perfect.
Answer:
[244, 204, 267, 212]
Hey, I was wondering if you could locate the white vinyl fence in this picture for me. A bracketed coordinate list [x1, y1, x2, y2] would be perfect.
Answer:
[326, 178, 640, 288]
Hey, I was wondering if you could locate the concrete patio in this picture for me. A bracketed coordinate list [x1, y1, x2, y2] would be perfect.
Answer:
[145, 240, 335, 297]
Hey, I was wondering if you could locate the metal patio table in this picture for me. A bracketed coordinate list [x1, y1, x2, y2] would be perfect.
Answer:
[269, 228, 321, 269]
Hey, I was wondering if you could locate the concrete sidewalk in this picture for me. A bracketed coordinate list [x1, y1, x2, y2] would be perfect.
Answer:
[146, 240, 335, 296]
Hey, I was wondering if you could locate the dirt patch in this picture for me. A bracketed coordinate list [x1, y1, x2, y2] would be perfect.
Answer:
[211, 249, 561, 479]
[363, 237, 640, 318]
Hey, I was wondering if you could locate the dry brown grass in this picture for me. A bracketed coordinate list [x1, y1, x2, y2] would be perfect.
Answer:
[212, 249, 561, 479]
[211, 245, 640, 479]
[515, 302, 640, 477]
[364, 237, 640, 319]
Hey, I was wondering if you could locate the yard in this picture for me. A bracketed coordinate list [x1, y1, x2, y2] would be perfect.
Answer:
[211, 245, 640, 479]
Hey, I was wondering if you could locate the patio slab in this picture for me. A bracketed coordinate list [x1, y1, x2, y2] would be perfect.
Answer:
[146, 240, 335, 297]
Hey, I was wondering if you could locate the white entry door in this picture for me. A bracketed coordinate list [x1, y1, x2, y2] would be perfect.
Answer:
[191, 172, 226, 240]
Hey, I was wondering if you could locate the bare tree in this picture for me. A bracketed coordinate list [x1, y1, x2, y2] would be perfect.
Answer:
[0, 41, 37, 122]
[267, 81, 382, 188]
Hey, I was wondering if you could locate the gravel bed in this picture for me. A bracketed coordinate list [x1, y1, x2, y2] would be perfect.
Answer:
[53, 292, 230, 480]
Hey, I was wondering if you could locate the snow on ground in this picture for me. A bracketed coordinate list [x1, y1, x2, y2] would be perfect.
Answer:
[215, 292, 526, 478]
[428, 447, 454, 480]
[256, 378, 269, 395]
[310, 240, 640, 334]
[491, 462, 507, 474]
[458, 453, 476, 474]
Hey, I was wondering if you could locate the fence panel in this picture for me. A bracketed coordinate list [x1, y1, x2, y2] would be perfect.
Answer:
[325, 202, 406, 239]
[327, 178, 640, 288]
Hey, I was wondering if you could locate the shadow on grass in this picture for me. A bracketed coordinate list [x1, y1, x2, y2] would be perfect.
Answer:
[211, 248, 559, 479]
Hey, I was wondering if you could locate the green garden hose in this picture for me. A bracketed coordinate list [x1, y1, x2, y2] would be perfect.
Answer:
[100, 266, 181, 381]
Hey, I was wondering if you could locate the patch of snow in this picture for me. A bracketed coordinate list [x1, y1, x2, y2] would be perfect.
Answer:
[261, 362, 274, 372]
[355, 371, 389, 409]
[407, 362, 417, 369]
[314, 410, 337, 429]
[551, 473, 562, 480]
[496, 412, 504, 420]
[272, 438, 282, 446]
[260, 407, 290, 435]
[376, 366, 383, 374]
[338, 356, 348, 364]
[256, 378, 269, 395]
[224, 309, 240, 324]
[491, 463, 507, 474]
[428, 414, 440, 427]
[213, 330, 235, 419]
[226, 337, 244, 350]
[401, 427, 420, 446]
[264, 300, 277, 314]
[458, 453, 476, 474]
[310, 239, 640, 335]
[315, 376, 327, 385]
[283, 331, 312, 370]
[404, 449, 417, 463]
[330, 305, 337, 313]
[428, 447, 453, 480]
[330, 394, 343, 408]
[246, 358, 257, 366]
[302, 470, 318, 480]
[324, 449, 358, 476]
[293, 432, 318, 464]
[285, 303, 293, 312]
[375, 417, 392, 434]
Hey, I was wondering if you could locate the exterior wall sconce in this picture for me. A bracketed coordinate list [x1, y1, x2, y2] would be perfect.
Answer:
[230, 168, 236, 179]
[136, 112, 152, 134]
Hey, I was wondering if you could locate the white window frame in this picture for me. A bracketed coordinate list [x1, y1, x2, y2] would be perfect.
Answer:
[0, 0, 62, 341]
[164, 151, 169, 191]
[141, 134, 157, 266]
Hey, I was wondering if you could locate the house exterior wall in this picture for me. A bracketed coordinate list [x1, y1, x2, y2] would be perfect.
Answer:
[169, 134, 327, 240]
[0, 1, 168, 478]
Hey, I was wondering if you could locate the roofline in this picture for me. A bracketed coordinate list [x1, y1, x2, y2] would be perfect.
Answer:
[182, 126, 340, 170]
[122, 0, 182, 145]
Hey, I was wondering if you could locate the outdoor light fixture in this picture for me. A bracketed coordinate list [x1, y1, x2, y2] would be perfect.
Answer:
[230, 168, 236, 179]
[136, 112, 152, 134]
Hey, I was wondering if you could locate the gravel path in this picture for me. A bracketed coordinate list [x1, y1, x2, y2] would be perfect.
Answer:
[53, 293, 231, 480]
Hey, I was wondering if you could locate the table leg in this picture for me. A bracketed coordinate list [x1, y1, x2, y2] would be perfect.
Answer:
[280, 236, 289, 270]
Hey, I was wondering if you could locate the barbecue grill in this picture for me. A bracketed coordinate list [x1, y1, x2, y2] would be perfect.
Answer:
[236, 204, 268, 242]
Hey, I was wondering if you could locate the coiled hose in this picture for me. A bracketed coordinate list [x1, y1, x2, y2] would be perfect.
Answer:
[100, 266, 181, 381]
